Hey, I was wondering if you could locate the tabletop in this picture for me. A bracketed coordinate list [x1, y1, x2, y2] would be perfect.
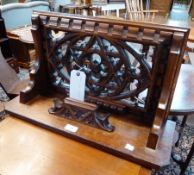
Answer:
[170, 64, 194, 115]
[0, 116, 151, 175]
[7, 25, 34, 44]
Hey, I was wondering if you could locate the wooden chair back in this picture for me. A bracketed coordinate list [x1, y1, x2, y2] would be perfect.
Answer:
[125, 0, 159, 21]
[60, 5, 102, 16]
[20, 11, 189, 149]
[75, 6, 102, 16]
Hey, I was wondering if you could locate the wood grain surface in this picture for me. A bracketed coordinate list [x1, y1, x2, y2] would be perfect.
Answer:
[0, 116, 151, 175]
[5, 96, 176, 169]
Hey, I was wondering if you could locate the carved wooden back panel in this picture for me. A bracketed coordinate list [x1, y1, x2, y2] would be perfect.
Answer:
[20, 12, 189, 131]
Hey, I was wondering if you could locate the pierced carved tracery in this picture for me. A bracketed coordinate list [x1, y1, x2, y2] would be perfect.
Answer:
[46, 30, 157, 111]
[22, 13, 177, 124]
[19, 12, 188, 147]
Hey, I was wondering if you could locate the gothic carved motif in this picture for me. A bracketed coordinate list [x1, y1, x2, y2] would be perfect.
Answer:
[20, 12, 188, 132]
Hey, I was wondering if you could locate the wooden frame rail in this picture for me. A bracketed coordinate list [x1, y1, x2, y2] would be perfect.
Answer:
[20, 12, 189, 149]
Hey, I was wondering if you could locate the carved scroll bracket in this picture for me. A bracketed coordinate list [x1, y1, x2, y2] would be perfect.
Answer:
[48, 97, 115, 132]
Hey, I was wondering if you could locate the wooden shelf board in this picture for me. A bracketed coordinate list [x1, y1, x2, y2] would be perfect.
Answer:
[0, 117, 151, 175]
[5, 95, 176, 169]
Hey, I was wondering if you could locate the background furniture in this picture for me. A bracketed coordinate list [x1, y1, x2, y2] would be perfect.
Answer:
[98, 3, 125, 17]
[0, 10, 18, 72]
[170, 64, 194, 175]
[170, 64, 194, 122]
[184, 27, 194, 65]
[59, 4, 102, 16]
[1, 0, 18, 5]
[0, 1, 49, 29]
[190, 0, 194, 19]
[7, 26, 35, 68]
[174, 137, 194, 175]
[0, 1, 50, 68]
[0, 48, 29, 99]
[1, 0, 26, 4]
[59, 3, 125, 17]
[125, 0, 159, 21]
[54, 0, 71, 11]
[150, 0, 173, 15]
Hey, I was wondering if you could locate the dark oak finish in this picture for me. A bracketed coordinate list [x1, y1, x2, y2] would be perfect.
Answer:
[5, 95, 176, 169]
[20, 11, 188, 147]
[48, 97, 115, 132]
[5, 11, 189, 168]
[0, 116, 151, 175]
[7, 26, 35, 69]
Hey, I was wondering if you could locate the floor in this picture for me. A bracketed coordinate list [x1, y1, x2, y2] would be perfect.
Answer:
[152, 122, 194, 175]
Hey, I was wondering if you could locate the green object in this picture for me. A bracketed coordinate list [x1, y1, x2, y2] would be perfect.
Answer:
[1, 0, 19, 5]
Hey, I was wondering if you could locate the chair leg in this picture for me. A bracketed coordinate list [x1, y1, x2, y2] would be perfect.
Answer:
[171, 114, 194, 175]
[181, 115, 188, 127]
[172, 115, 178, 121]
[176, 115, 188, 146]
[180, 141, 194, 175]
